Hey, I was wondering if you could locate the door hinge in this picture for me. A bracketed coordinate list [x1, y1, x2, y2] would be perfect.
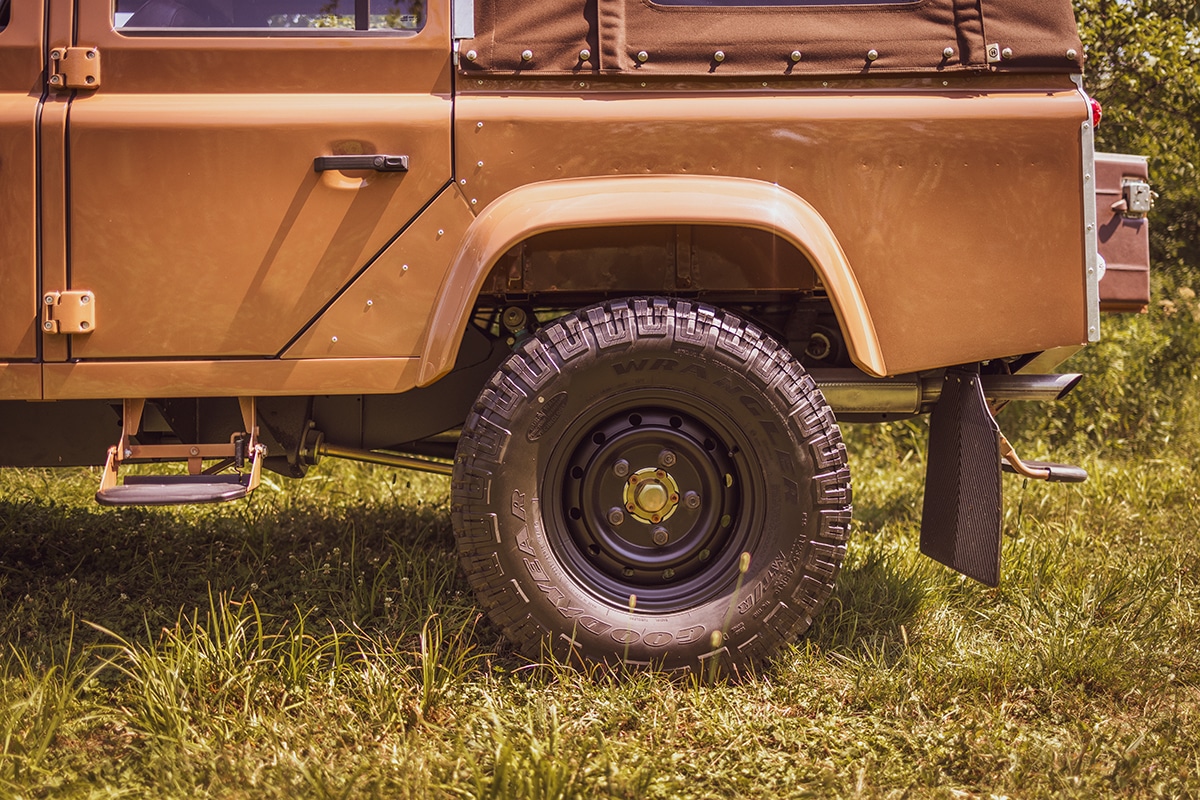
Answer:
[48, 47, 101, 90]
[42, 291, 96, 335]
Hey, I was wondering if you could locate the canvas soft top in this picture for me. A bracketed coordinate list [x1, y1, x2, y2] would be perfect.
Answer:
[459, 0, 1084, 76]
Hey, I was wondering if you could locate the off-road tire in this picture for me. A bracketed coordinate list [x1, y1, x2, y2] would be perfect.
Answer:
[451, 298, 851, 671]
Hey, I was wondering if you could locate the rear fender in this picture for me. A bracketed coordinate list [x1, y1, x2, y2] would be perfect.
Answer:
[418, 175, 887, 385]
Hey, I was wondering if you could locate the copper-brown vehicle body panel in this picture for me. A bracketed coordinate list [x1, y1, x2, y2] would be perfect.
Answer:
[0, 0, 1100, 401]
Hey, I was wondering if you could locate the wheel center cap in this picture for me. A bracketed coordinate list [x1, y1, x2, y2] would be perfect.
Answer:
[624, 467, 680, 524]
[635, 482, 668, 513]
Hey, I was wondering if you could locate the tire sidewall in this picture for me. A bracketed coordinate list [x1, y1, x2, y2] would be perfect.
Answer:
[454, 299, 850, 669]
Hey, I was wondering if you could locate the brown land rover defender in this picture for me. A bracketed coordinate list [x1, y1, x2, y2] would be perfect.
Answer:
[0, 0, 1152, 670]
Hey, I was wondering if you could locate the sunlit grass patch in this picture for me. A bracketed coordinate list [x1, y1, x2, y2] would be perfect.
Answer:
[1, 431, 1198, 796]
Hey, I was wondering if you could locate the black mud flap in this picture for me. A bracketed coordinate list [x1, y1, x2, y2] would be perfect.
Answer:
[920, 369, 1002, 587]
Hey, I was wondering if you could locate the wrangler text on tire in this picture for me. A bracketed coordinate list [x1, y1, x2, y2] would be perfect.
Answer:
[451, 298, 852, 671]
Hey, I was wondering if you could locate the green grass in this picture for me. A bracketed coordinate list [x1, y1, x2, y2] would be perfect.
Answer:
[2, 416, 1199, 797]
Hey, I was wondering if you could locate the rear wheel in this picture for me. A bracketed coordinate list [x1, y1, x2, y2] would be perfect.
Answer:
[452, 298, 851, 671]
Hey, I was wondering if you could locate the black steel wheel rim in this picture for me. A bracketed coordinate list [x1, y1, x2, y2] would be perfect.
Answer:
[543, 390, 766, 613]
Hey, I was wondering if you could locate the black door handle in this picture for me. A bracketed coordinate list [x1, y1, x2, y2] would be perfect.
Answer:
[313, 154, 409, 172]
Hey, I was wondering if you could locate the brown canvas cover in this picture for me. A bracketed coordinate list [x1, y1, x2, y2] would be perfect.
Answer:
[461, 0, 1084, 76]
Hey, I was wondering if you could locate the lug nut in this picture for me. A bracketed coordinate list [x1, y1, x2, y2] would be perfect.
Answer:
[698, 548, 711, 562]
[623, 567, 635, 578]
[652, 527, 669, 546]
[613, 459, 630, 478]
[663, 568, 675, 580]
[658, 449, 677, 467]
[684, 491, 701, 509]
[608, 507, 625, 526]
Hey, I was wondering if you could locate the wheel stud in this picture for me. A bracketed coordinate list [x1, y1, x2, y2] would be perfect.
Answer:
[684, 491, 700, 509]
[652, 526, 669, 546]
[698, 548, 711, 562]
[663, 568, 675, 580]
[613, 459, 630, 478]
[658, 449, 677, 467]
[622, 567, 635, 578]
[608, 507, 625, 526]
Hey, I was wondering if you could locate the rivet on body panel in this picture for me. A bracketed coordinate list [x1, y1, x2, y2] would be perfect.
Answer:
[477, 161, 484, 167]
[521, 49, 533, 61]
[1066, 48, 1078, 60]
[460, 178, 467, 185]
[943, 47, 954, 58]
[713, 51, 725, 63]
[637, 50, 649, 63]
[471, 199, 478, 205]
[1085, 173, 1091, 182]
[366, 300, 373, 307]
[437, 230, 445, 237]
[867, 49, 879, 61]
[402, 264, 409, 272]
[466, 49, 477, 61]
[580, 49, 591, 61]
[331, 336, 338, 343]
[790, 50, 802, 62]
[1001, 47, 1013, 59]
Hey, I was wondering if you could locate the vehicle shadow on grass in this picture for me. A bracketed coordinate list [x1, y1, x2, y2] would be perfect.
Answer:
[0, 493, 926, 672]
[0, 493, 486, 657]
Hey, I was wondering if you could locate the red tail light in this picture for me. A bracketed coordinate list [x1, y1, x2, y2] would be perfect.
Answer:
[1090, 97, 1103, 128]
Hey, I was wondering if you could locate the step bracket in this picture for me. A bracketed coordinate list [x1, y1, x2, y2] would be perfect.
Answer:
[96, 398, 265, 506]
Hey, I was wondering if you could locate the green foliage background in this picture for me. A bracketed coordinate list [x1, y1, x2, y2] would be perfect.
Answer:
[1013, 0, 1200, 456]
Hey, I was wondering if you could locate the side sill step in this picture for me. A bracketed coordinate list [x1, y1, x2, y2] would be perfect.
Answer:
[97, 475, 253, 506]
[95, 398, 264, 507]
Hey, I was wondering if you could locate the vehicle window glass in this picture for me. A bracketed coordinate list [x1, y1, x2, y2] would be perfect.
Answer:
[114, 1, 424, 31]
[650, 0, 918, 5]
[0, 0, 9, 32]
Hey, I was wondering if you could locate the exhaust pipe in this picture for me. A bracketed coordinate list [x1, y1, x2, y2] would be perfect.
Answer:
[810, 369, 1082, 415]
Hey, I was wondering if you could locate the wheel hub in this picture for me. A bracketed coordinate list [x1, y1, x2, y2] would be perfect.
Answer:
[625, 467, 680, 524]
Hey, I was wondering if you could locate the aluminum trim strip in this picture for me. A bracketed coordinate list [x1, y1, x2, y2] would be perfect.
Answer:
[1074, 75, 1101, 343]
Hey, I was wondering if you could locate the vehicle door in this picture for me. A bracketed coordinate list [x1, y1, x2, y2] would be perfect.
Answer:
[0, 0, 42, 367]
[44, 0, 451, 361]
